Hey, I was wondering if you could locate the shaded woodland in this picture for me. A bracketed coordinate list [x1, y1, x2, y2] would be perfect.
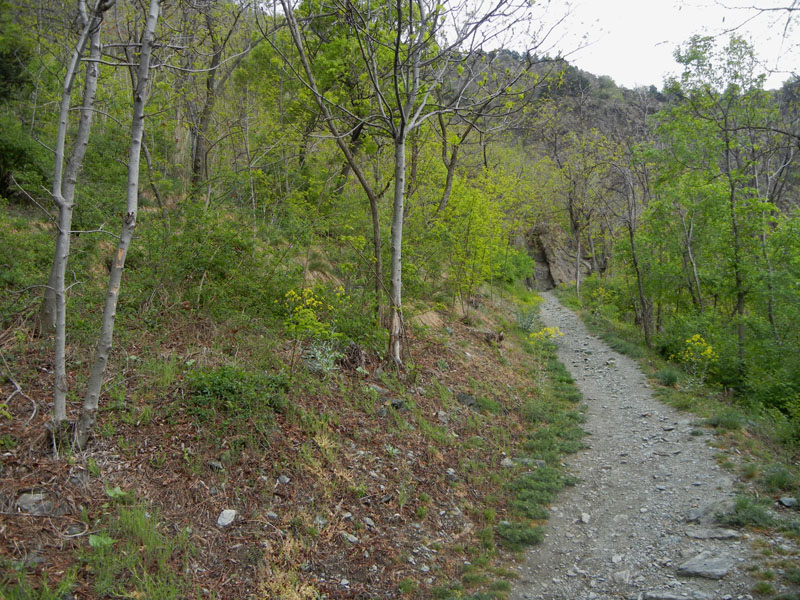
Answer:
[1, 0, 800, 597]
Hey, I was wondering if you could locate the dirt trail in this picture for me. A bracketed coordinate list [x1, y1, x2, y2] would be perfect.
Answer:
[511, 292, 756, 600]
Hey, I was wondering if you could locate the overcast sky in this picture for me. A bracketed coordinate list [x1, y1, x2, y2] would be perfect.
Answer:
[550, 0, 799, 90]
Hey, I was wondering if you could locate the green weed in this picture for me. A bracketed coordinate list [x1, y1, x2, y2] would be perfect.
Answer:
[760, 464, 796, 493]
[656, 367, 679, 387]
[0, 567, 77, 600]
[717, 496, 776, 529]
[703, 408, 746, 431]
[80, 503, 192, 599]
[495, 521, 543, 550]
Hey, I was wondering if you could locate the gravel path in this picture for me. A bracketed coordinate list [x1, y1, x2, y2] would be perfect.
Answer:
[511, 292, 757, 600]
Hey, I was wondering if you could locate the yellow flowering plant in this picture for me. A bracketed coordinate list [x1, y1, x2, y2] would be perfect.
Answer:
[529, 326, 564, 343]
[283, 287, 336, 341]
[673, 334, 718, 382]
[283, 287, 341, 375]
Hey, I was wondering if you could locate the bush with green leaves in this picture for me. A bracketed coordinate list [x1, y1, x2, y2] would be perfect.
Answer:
[186, 364, 288, 427]
[656, 367, 679, 387]
[123, 204, 302, 323]
[495, 521, 543, 550]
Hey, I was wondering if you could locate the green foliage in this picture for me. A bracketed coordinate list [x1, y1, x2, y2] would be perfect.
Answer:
[716, 495, 776, 529]
[0, 205, 52, 291]
[656, 367, 679, 387]
[760, 464, 796, 494]
[507, 465, 572, 519]
[495, 521, 543, 550]
[186, 364, 287, 449]
[702, 408, 745, 431]
[124, 204, 301, 323]
[81, 504, 192, 599]
[0, 115, 46, 198]
[0, 568, 77, 600]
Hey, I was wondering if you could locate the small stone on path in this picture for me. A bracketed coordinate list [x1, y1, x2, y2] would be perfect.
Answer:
[677, 551, 734, 579]
[686, 499, 736, 524]
[217, 509, 237, 527]
[685, 526, 740, 539]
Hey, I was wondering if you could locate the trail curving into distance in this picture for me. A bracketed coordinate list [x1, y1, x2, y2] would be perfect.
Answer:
[511, 292, 757, 600]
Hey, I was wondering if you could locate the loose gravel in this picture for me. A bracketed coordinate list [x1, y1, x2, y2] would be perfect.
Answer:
[511, 292, 758, 600]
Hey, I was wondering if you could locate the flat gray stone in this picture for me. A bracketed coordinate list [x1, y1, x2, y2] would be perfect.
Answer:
[16, 492, 57, 516]
[677, 551, 733, 579]
[643, 592, 684, 600]
[340, 532, 359, 544]
[686, 499, 735, 525]
[685, 526, 740, 539]
[217, 509, 237, 527]
[612, 569, 632, 585]
[779, 496, 798, 508]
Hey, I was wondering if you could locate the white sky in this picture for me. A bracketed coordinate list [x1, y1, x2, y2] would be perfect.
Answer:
[551, 0, 799, 90]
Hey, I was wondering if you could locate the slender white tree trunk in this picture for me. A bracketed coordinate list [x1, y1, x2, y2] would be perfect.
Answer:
[47, 1, 108, 428]
[76, 0, 160, 449]
[575, 236, 582, 298]
[389, 135, 406, 365]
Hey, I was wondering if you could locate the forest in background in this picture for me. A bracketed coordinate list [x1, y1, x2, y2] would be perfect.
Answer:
[2, 0, 800, 597]
[2, 0, 798, 435]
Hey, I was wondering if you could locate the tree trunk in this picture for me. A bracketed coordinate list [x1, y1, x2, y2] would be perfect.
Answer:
[574, 236, 582, 298]
[76, 0, 160, 449]
[628, 222, 652, 347]
[40, 2, 104, 338]
[368, 163, 383, 322]
[679, 212, 703, 311]
[436, 143, 459, 216]
[389, 135, 406, 365]
[45, 2, 108, 431]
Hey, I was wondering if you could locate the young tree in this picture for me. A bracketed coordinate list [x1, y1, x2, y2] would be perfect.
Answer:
[277, 0, 553, 364]
[665, 35, 781, 377]
[39, 0, 116, 432]
[75, 0, 161, 448]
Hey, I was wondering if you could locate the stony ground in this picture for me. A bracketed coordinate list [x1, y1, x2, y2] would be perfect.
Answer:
[511, 292, 766, 600]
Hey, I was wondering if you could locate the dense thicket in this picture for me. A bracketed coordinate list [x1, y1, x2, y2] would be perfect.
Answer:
[1, 0, 798, 441]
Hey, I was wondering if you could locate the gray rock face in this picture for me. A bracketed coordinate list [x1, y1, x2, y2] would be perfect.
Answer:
[217, 509, 237, 527]
[530, 228, 588, 288]
[677, 551, 734, 579]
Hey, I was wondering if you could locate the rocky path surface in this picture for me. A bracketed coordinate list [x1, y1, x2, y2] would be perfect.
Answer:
[511, 292, 757, 600]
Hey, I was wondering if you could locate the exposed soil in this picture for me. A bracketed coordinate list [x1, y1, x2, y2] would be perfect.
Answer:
[0, 295, 537, 599]
[511, 292, 771, 600]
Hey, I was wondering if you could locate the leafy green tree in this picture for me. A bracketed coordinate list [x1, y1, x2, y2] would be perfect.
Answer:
[661, 35, 786, 380]
[278, 0, 545, 364]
